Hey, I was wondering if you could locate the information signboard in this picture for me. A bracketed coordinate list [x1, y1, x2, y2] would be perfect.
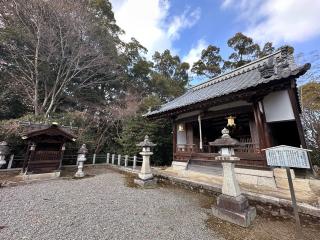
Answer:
[264, 145, 312, 236]
[264, 145, 311, 169]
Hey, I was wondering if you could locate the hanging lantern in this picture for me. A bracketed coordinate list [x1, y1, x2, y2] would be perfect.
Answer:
[227, 116, 236, 127]
[178, 123, 185, 132]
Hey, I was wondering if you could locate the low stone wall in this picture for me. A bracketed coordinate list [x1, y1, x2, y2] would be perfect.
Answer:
[235, 168, 276, 189]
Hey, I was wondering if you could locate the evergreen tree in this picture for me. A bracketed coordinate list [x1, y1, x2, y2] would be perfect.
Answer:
[151, 50, 190, 101]
[191, 45, 223, 78]
[223, 32, 260, 70]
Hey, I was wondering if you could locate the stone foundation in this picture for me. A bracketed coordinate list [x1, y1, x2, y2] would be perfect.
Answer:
[212, 194, 256, 227]
[134, 178, 157, 187]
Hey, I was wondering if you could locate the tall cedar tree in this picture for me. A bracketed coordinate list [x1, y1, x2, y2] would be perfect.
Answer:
[191, 45, 223, 78]
[223, 32, 260, 70]
[151, 50, 190, 102]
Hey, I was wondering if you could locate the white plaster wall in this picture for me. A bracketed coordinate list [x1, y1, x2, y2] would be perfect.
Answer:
[177, 128, 187, 145]
[263, 90, 295, 123]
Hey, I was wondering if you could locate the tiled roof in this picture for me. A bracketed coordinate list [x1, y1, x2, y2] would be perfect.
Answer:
[146, 47, 310, 117]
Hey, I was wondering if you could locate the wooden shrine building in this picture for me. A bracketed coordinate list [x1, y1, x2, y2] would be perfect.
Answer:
[146, 47, 310, 170]
[22, 123, 76, 174]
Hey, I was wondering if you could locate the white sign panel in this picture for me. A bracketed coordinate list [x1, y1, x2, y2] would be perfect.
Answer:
[265, 145, 311, 169]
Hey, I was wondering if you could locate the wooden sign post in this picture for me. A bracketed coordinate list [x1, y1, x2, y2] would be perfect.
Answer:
[264, 145, 312, 238]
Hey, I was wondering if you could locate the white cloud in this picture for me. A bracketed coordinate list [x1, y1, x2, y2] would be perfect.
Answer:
[182, 39, 208, 66]
[221, 0, 320, 45]
[110, 0, 201, 56]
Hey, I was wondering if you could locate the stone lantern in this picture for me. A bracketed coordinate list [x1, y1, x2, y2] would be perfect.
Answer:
[0, 141, 10, 168]
[210, 128, 256, 227]
[75, 144, 88, 178]
[134, 135, 157, 187]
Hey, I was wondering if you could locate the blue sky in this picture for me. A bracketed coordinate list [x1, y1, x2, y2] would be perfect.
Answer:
[111, 0, 320, 83]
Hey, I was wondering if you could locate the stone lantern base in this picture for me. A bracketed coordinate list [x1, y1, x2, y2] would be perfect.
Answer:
[74, 171, 85, 178]
[134, 178, 157, 187]
[212, 194, 256, 227]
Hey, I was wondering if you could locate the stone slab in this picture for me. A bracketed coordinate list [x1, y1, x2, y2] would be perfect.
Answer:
[134, 178, 157, 187]
[273, 168, 295, 179]
[257, 176, 277, 188]
[235, 168, 274, 178]
[212, 205, 256, 228]
[275, 177, 311, 192]
[21, 171, 60, 181]
[171, 161, 188, 170]
[236, 174, 258, 185]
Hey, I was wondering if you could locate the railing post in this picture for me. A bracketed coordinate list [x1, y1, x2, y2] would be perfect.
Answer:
[7, 154, 14, 169]
[125, 155, 128, 167]
[133, 155, 137, 169]
[112, 154, 115, 164]
[92, 153, 96, 165]
[118, 154, 121, 166]
[106, 153, 110, 164]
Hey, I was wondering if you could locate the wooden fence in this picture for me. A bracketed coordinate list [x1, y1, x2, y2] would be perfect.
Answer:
[0, 153, 143, 171]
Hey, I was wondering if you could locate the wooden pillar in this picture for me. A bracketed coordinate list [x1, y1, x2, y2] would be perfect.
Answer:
[23, 143, 36, 173]
[252, 101, 271, 150]
[59, 143, 66, 169]
[172, 122, 177, 161]
[287, 86, 307, 148]
[253, 102, 266, 150]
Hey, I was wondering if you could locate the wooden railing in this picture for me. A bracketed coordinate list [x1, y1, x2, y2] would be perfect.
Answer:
[175, 141, 267, 168]
[176, 141, 260, 154]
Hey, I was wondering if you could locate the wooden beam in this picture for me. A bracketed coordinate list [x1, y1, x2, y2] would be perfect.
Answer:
[287, 83, 307, 148]
[174, 105, 252, 123]
[252, 102, 266, 150]
[172, 122, 177, 161]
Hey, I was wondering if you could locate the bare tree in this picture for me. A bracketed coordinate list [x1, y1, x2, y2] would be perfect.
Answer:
[0, 0, 121, 117]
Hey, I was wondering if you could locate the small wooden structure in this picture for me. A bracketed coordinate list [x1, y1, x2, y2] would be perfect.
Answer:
[22, 123, 76, 173]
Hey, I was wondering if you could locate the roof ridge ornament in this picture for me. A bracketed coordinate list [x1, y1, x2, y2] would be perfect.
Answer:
[258, 57, 275, 78]
[276, 46, 291, 71]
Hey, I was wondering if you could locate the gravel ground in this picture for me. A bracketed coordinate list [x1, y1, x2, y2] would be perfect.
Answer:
[0, 169, 221, 240]
[1, 168, 319, 240]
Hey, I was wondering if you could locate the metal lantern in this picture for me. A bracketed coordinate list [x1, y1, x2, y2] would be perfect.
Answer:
[227, 115, 236, 127]
[177, 123, 185, 132]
